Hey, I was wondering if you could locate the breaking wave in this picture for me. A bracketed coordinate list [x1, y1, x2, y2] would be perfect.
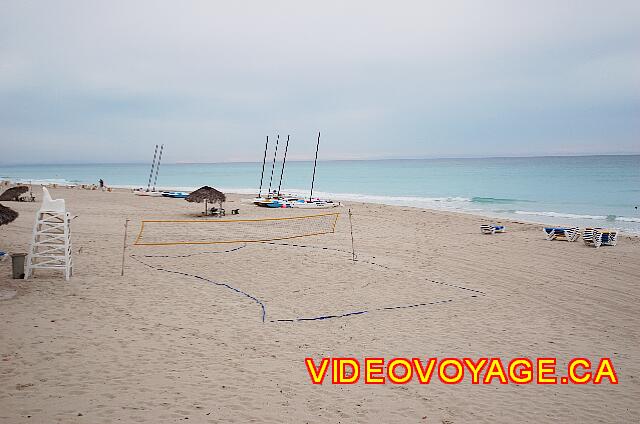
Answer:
[513, 210, 608, 220]
[471, 196, 528, 204]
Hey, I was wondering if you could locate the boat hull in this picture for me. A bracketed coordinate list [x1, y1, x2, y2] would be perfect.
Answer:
[260, 199, 341, 209]
[134, 191, 165, 197]
[163, 191, 189, 199]
[289, 201, 340, 209]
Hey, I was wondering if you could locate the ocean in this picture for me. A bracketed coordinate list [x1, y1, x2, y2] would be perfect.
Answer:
[1, 155, 639, 234]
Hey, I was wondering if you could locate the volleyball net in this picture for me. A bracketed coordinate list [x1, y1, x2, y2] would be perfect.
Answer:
[133, 212, 340, 246]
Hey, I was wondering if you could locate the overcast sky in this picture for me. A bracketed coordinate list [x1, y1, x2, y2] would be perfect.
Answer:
[1, 0, 639, 164]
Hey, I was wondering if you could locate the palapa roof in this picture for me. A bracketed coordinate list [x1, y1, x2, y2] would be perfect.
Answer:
[186, 186, 226, 204]
[0, 203, 18, 226]
[0, 185, 28, 201]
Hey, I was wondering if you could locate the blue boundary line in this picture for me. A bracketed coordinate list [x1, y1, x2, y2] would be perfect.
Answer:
[137, 244, 247, 258]
[130, 254, 266, 323]
[130, 243, 485, 324]
[270, 299, 457, 323]
[264, 242, 486, 295]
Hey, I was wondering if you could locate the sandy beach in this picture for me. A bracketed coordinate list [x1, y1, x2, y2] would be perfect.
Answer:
[1, 186, 639, 423]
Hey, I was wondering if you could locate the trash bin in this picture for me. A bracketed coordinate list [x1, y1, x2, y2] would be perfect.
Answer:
[10, 253, 26, 279]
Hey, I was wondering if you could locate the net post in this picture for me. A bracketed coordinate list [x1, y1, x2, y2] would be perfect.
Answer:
[121, 218, 129, 276]
[348, 208, 356, 262]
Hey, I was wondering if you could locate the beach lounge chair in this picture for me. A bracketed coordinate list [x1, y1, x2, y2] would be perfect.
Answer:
[583, 228, 618, 248]
[208, 207, 226, 217]
[481, 224, 505, 234]
[543, 227, 580, 242]
[19, 192, 36, 202]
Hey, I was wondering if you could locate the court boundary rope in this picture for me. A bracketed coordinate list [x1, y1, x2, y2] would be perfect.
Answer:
[262, 241, 486, 295]
[131, 254, 267, 322]
[136, 244, 247, 258]
[130, 241, 485, 323]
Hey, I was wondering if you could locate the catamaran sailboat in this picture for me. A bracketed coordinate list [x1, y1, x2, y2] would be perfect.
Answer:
[288, 132, 340, 209]
[134, 144, 166, 196]
[253, 134, 297, 206]
[134, 190, 165, 197]
[253, 132, 340, 209]
[262, 197, 340, 208]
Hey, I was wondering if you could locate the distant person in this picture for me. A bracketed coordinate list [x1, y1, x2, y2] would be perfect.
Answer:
[99, 179, 104, 191]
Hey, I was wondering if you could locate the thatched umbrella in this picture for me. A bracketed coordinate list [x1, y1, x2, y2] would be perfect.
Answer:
[0, 185, 28, 201]
[0, 203, 18, 225]
[186, 186, 226, 215]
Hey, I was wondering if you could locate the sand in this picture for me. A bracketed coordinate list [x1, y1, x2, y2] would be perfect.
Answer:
[1, 186, 639, 423]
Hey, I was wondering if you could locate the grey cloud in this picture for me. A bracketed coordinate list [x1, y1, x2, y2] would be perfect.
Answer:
[0, 0, 639, 164]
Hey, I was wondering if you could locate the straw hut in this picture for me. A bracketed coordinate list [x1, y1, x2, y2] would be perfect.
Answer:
[0, 185, 28, 201]
[0, 203, 18, 226]
[186, 186, 226, 215]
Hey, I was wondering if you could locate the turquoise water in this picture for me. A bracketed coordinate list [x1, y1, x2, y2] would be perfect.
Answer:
[1, 156, 639, 233]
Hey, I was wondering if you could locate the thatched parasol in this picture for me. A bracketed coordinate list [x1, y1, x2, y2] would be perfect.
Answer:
[0, 185, 28, 201]
[186, 186, 226, 215]
[0, 203, 18, 225]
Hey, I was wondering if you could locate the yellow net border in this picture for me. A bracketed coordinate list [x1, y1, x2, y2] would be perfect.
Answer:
[133, 212, 340, 246]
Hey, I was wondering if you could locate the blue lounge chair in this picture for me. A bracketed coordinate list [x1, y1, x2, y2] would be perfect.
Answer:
[583, 228, 618, 248]
[481, 224, 506, 234]
[544, 227, 580, 242]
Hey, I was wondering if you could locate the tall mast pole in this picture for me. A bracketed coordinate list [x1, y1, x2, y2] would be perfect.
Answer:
[309, 131, 320, 200]
[268, 134, 280, 195]
[258, 136, 269, 197]
[146, 144, 158, 192]
[152, 144, 164, 191]
[277, 134, 290, 196]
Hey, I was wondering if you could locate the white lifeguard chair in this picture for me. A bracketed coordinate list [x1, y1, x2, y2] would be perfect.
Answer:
[25, 187, 73, 280]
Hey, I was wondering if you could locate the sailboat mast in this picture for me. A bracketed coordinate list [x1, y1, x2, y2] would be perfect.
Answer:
[268, 134, 280, 195]
[309, 131, 320, 200]
[277, 135, 290, 196]
[152, 144, 164, 191]
[146, 144, 158, 192]
[258, 136, 269, 197]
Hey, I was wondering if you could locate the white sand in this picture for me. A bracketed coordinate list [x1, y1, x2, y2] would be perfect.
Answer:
[1, 186, 639, 423]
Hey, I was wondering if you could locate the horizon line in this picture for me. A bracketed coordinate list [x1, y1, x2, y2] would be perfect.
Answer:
[1, 152, 639, 167]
